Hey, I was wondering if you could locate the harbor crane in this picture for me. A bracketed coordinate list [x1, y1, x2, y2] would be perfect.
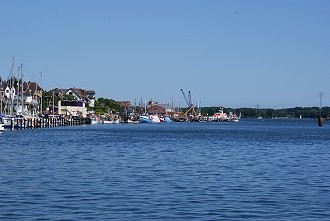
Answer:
[180, 89, 197, 118]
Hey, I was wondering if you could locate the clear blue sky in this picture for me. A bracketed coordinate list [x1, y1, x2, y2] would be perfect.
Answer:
[1, 0, 329, 108]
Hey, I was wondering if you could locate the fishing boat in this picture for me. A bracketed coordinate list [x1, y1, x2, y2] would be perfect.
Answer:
[164, 116, 172, 123]
[228, 112, 241, 122]
[212, 107, 229, 121]
[151, 115, 161, 123]
[139, 115, 152, 123]
[139, 114, 161, 123]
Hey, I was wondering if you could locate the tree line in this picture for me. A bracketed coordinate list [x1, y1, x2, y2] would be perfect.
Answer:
[201, 106, 330, 118]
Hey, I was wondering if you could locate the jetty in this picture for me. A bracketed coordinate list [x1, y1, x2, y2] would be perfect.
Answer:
[4, 116, 91, 130]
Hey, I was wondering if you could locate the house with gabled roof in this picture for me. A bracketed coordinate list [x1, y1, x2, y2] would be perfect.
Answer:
[52, 87, 95, 107]
[23, 81, 43, 98]
[51, 87, 96, 117]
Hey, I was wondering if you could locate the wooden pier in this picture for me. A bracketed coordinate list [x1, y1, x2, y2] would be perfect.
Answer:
[7, 116, 91, 130]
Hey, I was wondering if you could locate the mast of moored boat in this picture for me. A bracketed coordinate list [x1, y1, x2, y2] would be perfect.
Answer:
[52, 89, 55, 117]
[40, 72, 43, 115]
[20, 64, 24, 116]
[16, 65, 20, 115]
[0, 78, 2, 114]
[9, 57, 15, 117]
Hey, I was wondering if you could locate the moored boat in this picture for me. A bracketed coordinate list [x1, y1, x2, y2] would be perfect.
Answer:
[212, 107, 229, 121]
[91, 118, 99, 124]
[228, 112, 240, 122]
[139, 115, 152, 123]
[164, 116, 172, 123]
[1, 115, 16, 129]
[139, 114, 161, 123]
[150, 114, 161, 123]
[102, 120, 114, 124]
[0, 116, 4, 132]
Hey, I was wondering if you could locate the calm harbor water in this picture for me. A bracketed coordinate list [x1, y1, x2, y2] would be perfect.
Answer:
[1, 119, 330, 220]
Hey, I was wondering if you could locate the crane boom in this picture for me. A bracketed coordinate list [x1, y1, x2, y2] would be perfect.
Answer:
[180, 89, 190, 106]
[180, 88, 197, 119]
[188, 91, 192, 107]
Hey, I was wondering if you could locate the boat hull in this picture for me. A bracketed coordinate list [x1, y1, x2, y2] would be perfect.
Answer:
[139, 115, 161, 123]
[139, 115, 152, 123]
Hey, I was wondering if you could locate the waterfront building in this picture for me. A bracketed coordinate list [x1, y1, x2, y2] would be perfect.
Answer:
[146, 101, 177, 116]
[0, 81, 43, 116]
[50, 87, 96, 117]
[58, 100, 87, 117]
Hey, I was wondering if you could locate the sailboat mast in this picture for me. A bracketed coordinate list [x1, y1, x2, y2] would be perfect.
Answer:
[40, 72, 43, 115]
[52, 89, 55, 116]
[16, 65, 20, 115]
[20, 64, 24, 115]
[34, 78, 37, 116]
[9, 57, 15, 117]
[0, 79, 2, 114]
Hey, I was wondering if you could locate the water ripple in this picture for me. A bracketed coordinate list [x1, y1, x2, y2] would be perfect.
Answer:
[1, 120, 330, 220]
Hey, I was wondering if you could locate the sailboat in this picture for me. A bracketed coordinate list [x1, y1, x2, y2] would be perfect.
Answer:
[257, 105, 263, 120]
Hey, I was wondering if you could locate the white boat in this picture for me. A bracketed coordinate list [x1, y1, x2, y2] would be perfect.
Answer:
[150, 114, 161, 123]
[102, 117, 116, 124]
[212, 107, 229, 121]
[2, 116, 15, 129]
[0, 117, 4, 132]
[228, 111, 240, 122]
[230, 114, 240, 122]
[102, 120, 114, 124]
[256, 105, 263, 120]
[127, 119, 140, 123]
[88, 115, 101, 124]
[91, 118, 99, 124]
[139, 114, 161, 123]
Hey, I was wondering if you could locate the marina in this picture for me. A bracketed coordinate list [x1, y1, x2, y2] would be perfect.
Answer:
[1, 1, 329, 220]
[0, 72, 244, 131]
[0, 60, 327, 131]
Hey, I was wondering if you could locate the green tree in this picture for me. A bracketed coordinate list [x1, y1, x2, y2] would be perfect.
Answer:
[94, 97, 120, 115]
